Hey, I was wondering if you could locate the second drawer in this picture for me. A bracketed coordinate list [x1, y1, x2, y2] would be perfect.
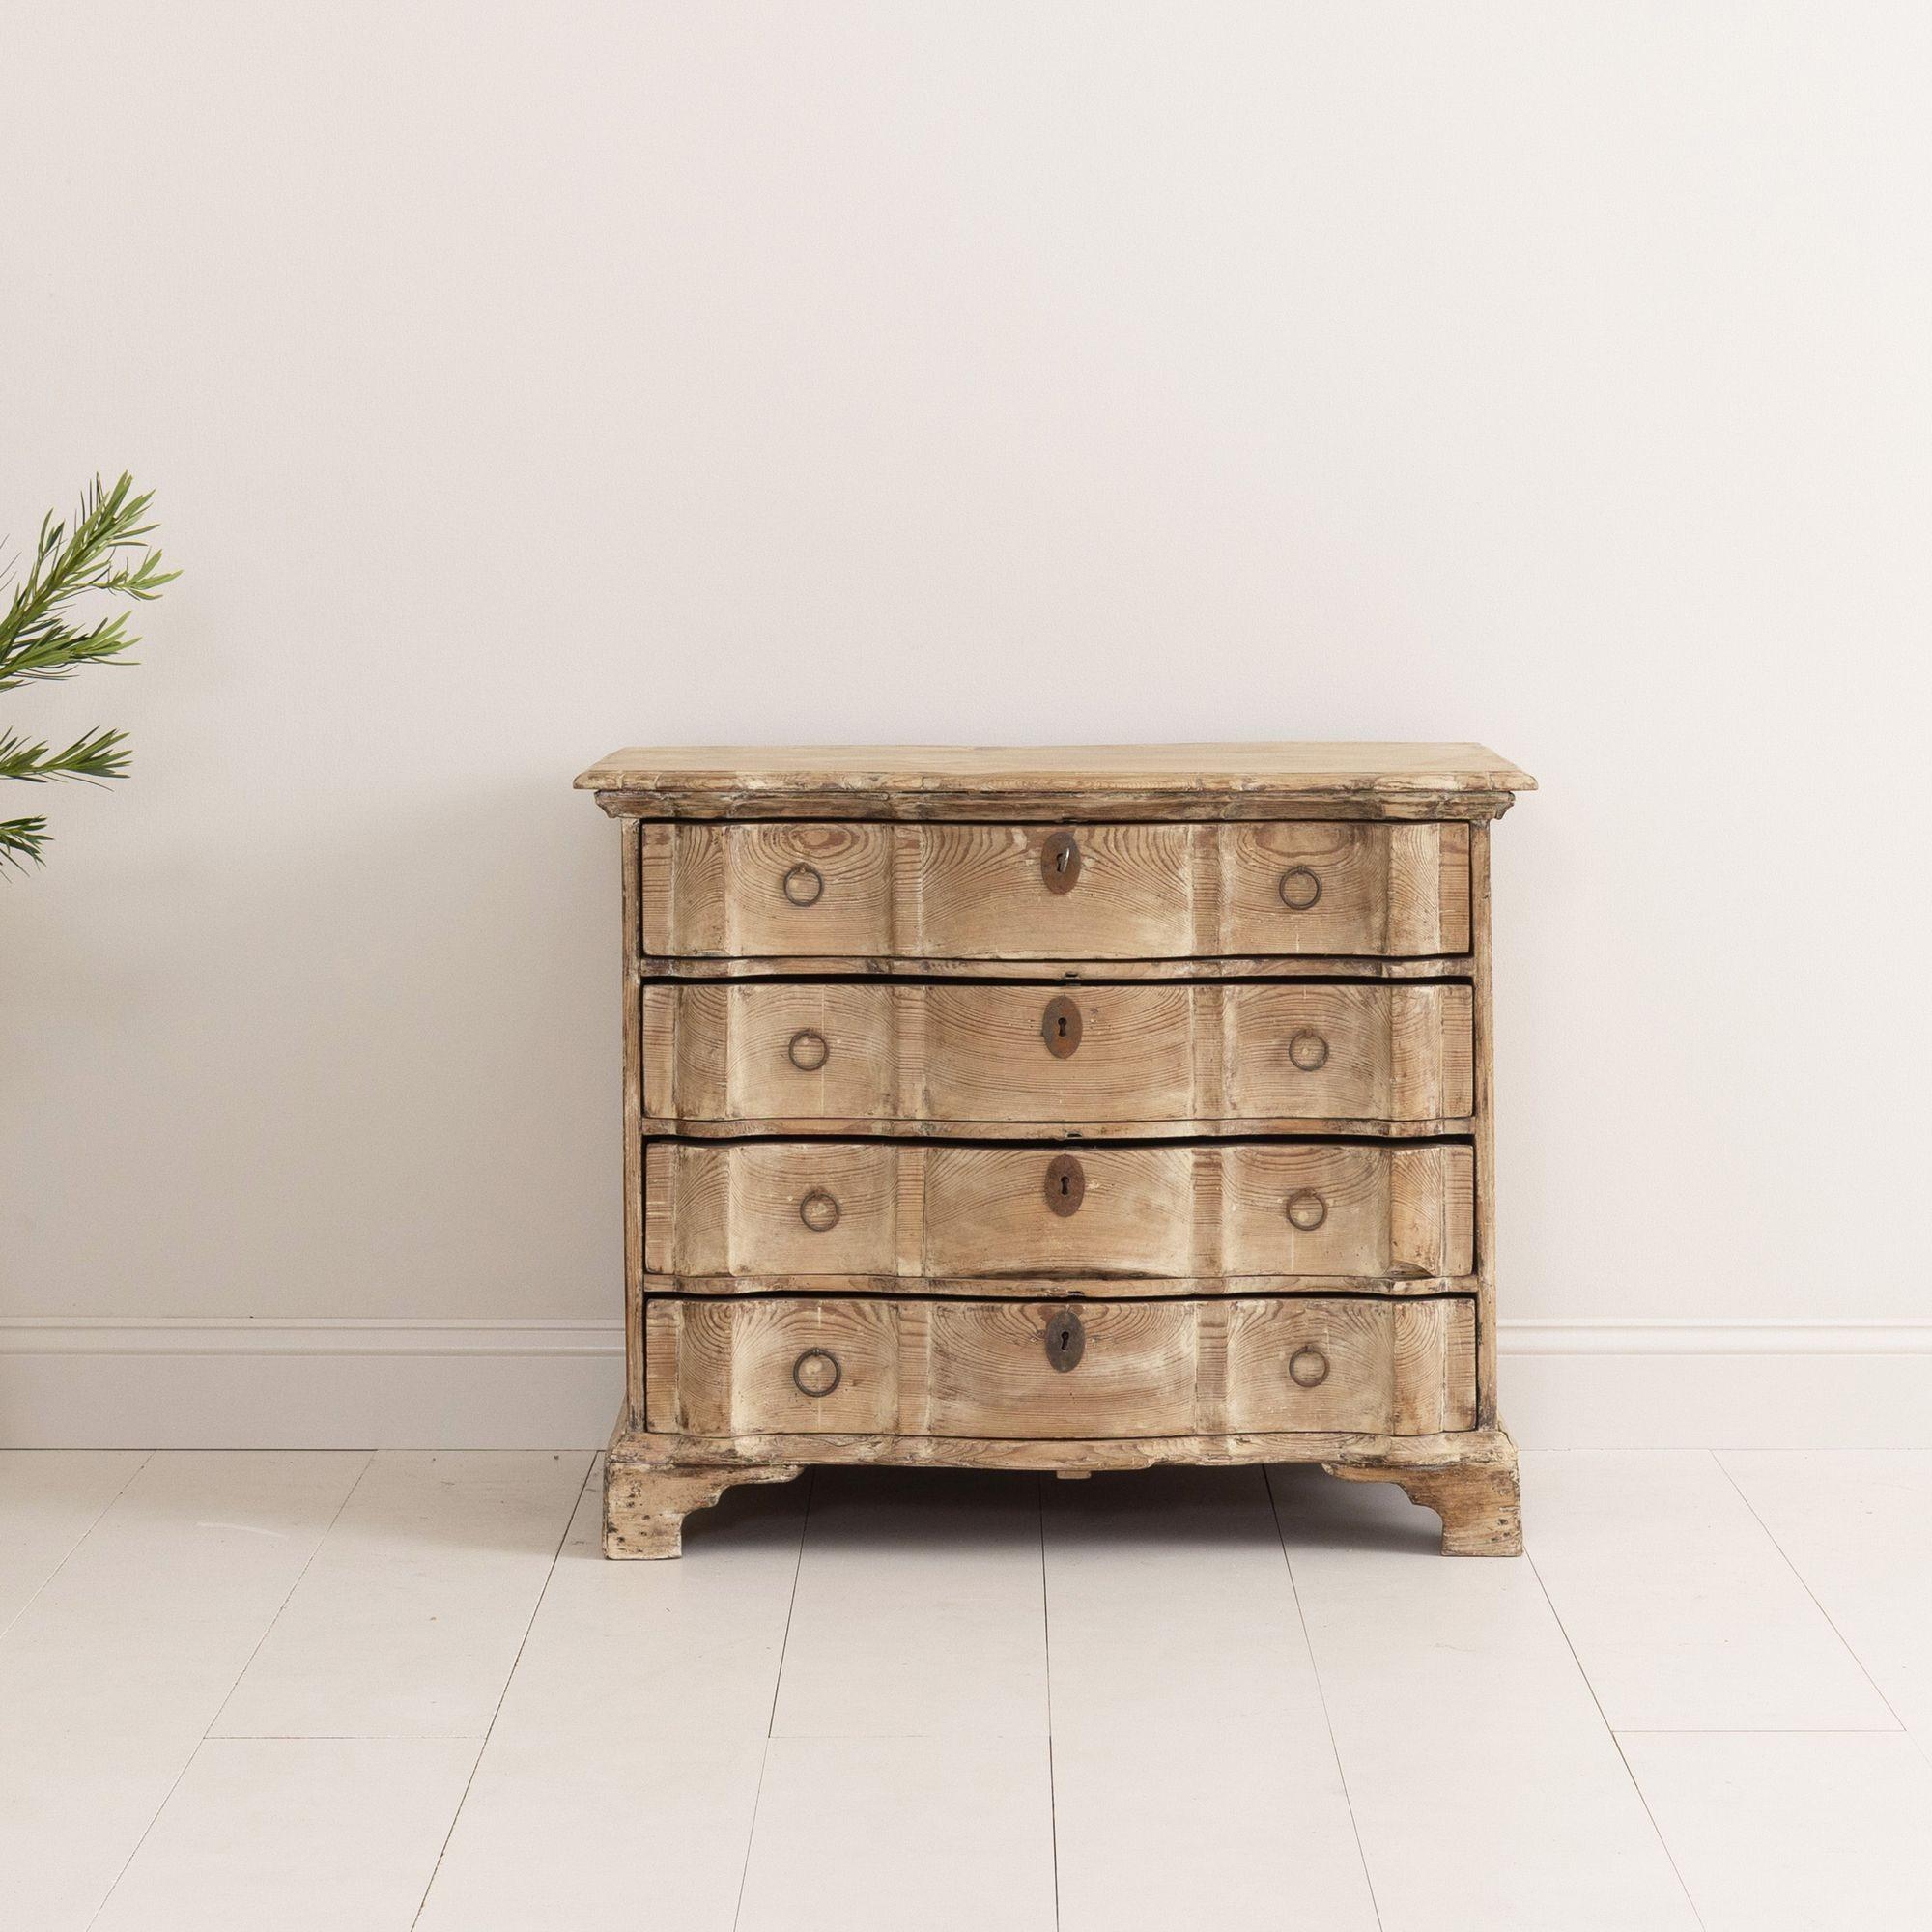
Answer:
[645, 1140, 1474, 1287]
[641, 980, 1473, 1132]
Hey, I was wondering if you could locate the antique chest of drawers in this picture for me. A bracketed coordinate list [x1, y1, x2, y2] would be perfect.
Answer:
[574, 743, 1535, 1557]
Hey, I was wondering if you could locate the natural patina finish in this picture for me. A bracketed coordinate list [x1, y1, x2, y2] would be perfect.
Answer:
[579, 742, 1534, 1557]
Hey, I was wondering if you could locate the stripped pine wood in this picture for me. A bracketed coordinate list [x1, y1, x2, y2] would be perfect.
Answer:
[620, 819, 646, 1430]
[642, 1271, 1471, 1300]
[660, 821, 896, 957]
[638, 820, 1471, 961]
[1323, 1446, 1522, 1557]
[610, 1420, 1507, 1473]
[600, 1420, 1520, 1554]
[643, 1141, 1473, 1286]
[637, 954, 1483, 981]
[906, 823, 1194, 957]
[1471, 822, 1500, 1431]
[642, 1295, 1475, 1440]
[576, 741, 1537, 821]
[583, 743, 1533, 1561]
[1214, 821, 1469, 955]
[639, 981, 1472, 1133]
[600, 1455, 801, 1559]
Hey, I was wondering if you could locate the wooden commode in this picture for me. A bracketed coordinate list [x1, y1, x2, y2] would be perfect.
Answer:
[575, 744, 1536, 1557]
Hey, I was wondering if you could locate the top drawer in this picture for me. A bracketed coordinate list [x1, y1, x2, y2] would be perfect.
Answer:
[640, 821, 1469, 962]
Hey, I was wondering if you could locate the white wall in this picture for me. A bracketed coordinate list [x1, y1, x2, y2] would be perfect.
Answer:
[4, 4, 1928, 1445]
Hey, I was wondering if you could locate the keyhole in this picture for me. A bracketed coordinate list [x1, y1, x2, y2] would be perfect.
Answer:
[1040, 832, 1081, 893]
[1043, 1153, 1084, 1216]
[1045, 1308, 1085, 1371]
[1041, 994, 1081, 1057]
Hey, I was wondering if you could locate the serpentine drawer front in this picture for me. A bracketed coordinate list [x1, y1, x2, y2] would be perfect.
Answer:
[643, 1294, 1477, 1438]
[577, 743, 1534, 1558]
[643, 1141, 1475, 1288]
[641, 820, 1471, 962]
[641, 981, 1474, 1133]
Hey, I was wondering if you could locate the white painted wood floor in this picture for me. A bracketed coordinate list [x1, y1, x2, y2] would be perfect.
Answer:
[3, 1450, 1928, 1931]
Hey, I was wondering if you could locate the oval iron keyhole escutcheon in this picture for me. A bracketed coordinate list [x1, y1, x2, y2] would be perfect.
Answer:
[1041, 994, 1082, 1059]
[1044, 1153, 1086, 1217]
[1040, 831, 1082, 895]
[1045, 1307, 1086, 1372]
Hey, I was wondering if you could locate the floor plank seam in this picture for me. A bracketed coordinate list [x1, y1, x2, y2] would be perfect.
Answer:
[1710, 1448, 1914, 1737]
[82, 1448, 377, 1932]
[1522, 1538, 1709, 1932]
[732, 1467, 813, 1932]
[759, 1467, 813, 1743]
[0, 1449, 153, 1647]
[730, 1742, 776, 1932]
[1037, 1474, 1061, 1932]
[407, 1452, 593, 1931]
[1264, 1466, 1385, 1932]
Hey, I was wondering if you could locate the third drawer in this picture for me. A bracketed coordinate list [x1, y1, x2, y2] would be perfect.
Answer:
[645, 1139, 1473, 1289]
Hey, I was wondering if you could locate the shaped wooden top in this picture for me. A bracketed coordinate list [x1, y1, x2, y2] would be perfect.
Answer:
[576, 743, 1535, 821]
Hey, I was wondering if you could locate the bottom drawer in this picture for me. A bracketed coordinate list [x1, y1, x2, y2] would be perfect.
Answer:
[644, 1293, 1475, 1439]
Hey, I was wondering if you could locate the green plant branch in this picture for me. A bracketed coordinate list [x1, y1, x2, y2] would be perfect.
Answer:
[1, 473, 177, 693]
[1, 815, 50, 869]
[0, 725, 131, 784]
[1, 471, 175, 870]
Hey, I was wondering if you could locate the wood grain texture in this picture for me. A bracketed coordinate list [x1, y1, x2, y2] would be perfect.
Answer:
[1471, 821, 1500, 1430]
[601, 1454, 802, 1559]
[644, 1141, 1473, 1287]
[638, 954, 1472, 982]
[620, 820, 645, 1430]
[611, 790, 1521, 824]
[1324, 1439, 1521, 1555]
[639, 981, 1473, 1133]
[647, 821, 895, 956]
[589, 741, 1529, 1561]
[642, 1293, 1475, 1439]
[608, 1421, 1514, 1475]
[578, 741, 1537, 810]
[603, 1419, 1520, 1557]
[639, 820, 1471, 961]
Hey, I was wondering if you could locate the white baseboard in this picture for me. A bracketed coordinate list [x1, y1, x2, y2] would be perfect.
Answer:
[3, 1316, 1929, 1450]
[0, 1318, 626, 1451]
[1499, 1321, 1932, 1449]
